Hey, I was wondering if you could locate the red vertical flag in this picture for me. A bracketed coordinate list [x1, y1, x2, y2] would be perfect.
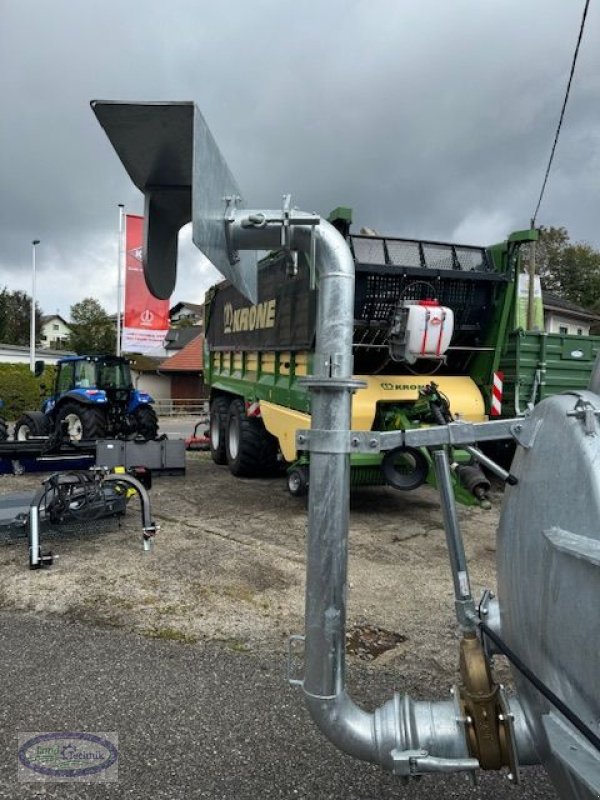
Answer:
[122, 214, 170, 354]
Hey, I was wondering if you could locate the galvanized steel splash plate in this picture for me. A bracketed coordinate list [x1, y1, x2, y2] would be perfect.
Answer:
[92, 100, 257, 302]
[497, 390, 600, 799]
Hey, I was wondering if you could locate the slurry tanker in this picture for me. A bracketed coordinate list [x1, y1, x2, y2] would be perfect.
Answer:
[94, 100, 599, 799]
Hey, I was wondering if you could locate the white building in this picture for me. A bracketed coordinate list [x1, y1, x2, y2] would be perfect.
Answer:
[40, 314, 72, 349]
[543, 292, 599, 336]
[0, 343, 75, 365]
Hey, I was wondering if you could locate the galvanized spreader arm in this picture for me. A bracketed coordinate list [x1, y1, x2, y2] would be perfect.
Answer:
[92, 101, 538, 783]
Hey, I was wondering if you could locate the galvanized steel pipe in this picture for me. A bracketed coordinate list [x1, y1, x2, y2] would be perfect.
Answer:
[235, 215, 476, 772]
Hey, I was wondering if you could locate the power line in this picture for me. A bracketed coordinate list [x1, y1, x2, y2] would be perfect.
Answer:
[532, 0, 591, 226]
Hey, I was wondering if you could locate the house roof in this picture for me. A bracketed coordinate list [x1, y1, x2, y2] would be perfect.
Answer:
[159, 334, 204, 372]
[542, 291, 600, 322]
[41, 314, 71, 327]
[126, 354, 165, 373]
[164, 326, 200, 350]
[170, 301, 204, 316]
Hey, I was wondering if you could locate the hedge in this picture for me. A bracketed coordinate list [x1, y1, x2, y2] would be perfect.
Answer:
[0, 363, 56, 420]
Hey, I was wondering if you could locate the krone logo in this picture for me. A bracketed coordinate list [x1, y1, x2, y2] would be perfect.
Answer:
[224, 299, 276, 334]
[129, 247, 143, 263]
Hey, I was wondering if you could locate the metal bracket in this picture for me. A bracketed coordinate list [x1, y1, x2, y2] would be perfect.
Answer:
[509, 418, 541, 449]
[295, 417, 529, 454]
[567, 397, 600, 436]
[287, 634, 305, 687]
[281, 194, 298, 276]
[476, 590, 502, 658]
[223, 195, 242, 265]
[295, 428, 394, 455]
[309, 225, 317, 290]
[497, 687, 521, 784]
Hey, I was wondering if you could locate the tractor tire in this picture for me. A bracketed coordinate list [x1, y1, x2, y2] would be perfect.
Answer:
[0, 417, 7, 441]
[133, 404, 159, 440]
[14, 411, 50, 441]
[225, 398, 280, 477]
[57, 402, 107, 442]
[209, 396, 230, 465]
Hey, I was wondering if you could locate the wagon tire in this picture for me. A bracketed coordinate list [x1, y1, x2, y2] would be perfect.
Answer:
[210, 396, 230, 465]
[225, 398, 279, 477]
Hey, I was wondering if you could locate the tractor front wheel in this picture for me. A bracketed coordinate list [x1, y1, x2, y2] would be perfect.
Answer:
[133, 405, 159, 440]
[57, 402, 107, 442]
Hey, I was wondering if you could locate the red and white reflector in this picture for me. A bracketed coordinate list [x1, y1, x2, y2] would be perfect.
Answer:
[490, 371, 504, 416]
[246, 400, 261, 418]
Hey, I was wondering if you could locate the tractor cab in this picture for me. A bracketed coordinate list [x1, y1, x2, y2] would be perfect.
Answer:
[55, 356, 133, 398]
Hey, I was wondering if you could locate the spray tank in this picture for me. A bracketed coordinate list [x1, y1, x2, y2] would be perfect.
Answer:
[92, 100, 599, 798]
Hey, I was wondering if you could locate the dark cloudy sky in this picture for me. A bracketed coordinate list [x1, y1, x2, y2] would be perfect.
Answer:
[1, 0, 598, 318]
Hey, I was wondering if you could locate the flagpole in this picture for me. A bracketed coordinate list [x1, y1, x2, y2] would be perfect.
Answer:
[117, 204, 124, 356]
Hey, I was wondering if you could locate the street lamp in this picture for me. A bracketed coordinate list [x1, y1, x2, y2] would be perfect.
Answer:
[30, 239, 40, 372]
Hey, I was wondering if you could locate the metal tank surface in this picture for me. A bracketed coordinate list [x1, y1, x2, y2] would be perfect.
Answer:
[497, 390, 600, 798]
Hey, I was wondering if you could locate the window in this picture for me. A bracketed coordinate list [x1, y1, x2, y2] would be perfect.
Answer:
[577, 328, 583, 336]
[52, 323, 59, 331]
[56, 362, 75, 393]
[74, 360, 96, 388]
[559, 326, 568, 335]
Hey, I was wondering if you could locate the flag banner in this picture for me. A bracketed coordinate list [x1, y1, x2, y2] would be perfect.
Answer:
[122, 214, 170, 354]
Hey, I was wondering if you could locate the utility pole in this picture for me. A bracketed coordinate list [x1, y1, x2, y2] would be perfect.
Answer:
[116, 204, 124, 356]
[30, 239, 40, 372]
[527, 218, 537, 331]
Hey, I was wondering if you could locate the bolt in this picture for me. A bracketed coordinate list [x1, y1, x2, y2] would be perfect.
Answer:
[351, 436, 359, 447]
[297, 435, 305, 444]
[369, 438, 378, 448]
[514, 424, 522, 433]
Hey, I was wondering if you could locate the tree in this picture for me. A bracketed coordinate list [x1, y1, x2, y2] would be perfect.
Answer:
[522, 226, 600, 311]
[0, 288, 43, 346]
[67, 298, 116, 355]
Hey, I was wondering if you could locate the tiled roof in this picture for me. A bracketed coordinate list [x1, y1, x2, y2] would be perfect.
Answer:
[159, 334, 203, 372]
[543, 291, 600, 320]
[164, 326, 200, 350]
[170, 301, 204, 315]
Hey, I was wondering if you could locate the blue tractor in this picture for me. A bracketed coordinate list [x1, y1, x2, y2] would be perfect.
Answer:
[15, 355, 159, 442]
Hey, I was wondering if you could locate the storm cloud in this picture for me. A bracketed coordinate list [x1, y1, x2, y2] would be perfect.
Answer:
[1, 0, 598, 317]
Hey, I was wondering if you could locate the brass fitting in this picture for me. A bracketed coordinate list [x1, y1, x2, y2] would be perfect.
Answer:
[458, 632, 513, 771]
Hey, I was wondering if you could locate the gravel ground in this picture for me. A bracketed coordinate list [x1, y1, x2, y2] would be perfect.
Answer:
[0, 449, 556, 797]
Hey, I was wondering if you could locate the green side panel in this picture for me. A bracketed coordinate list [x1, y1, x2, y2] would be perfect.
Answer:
[207, 352, 311, 413]
[499, 331, 600, 416]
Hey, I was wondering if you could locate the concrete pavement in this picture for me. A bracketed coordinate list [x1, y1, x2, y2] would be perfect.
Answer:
[0, 613, 556, 800]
